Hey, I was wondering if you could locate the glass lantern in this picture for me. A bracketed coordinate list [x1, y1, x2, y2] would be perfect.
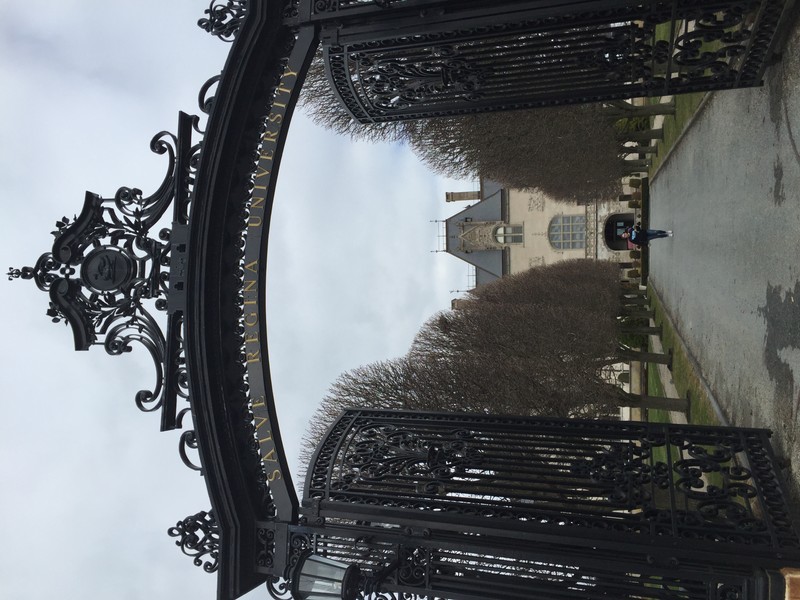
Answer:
[292, 553, 361, 600]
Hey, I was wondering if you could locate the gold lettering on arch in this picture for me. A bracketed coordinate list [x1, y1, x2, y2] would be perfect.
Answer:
[240, 62, 304, 491]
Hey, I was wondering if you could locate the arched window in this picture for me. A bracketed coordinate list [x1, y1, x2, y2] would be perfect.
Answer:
[494, 225, 523, 244]
[548, 215, 586, 249]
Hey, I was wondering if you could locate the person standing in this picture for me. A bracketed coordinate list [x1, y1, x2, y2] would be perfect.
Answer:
[621, 224, 672, 246]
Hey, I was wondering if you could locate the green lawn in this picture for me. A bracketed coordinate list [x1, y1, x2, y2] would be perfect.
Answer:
[646, 363, 670, 465]
[646, 364, 670, 424]
[646, 21, 714, 175]
[649, 92, 707, 175]
[646, 288, 721, 427]
[643, 305, 727, 489]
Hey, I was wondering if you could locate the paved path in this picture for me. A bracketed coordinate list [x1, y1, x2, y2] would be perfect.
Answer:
[648, 12, 800, 502]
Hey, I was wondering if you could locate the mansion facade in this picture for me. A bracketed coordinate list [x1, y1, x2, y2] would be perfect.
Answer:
[443, 180, 634, 286]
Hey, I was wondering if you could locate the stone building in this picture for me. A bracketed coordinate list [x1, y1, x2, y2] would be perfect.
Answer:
[442, 179, 634, 287]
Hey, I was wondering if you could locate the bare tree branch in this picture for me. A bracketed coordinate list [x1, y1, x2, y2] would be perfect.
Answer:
[299, 260, 632, 477]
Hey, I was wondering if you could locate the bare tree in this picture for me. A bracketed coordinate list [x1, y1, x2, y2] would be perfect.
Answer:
[404, 106, 625, 203]
[466, 259, 620, 315]
[300, 260, 633, 470]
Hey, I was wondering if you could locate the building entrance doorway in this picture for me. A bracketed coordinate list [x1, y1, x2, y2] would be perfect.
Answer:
[605, 212, 636, 250]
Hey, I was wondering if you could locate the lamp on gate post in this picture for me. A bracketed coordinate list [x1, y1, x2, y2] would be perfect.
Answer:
[292, 553, 361, 600]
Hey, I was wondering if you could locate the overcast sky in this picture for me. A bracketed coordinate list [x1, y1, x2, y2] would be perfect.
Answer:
[0, 2, 471, 598]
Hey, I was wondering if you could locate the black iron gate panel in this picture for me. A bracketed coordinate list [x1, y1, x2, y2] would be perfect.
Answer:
[304, 410, 800, 568]
[317, 0, 791, 122]
[276, 522, 768, 600]
[287, 0, 555, 23]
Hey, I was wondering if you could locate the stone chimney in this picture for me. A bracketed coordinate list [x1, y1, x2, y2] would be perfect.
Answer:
[445, 190, 481, 202]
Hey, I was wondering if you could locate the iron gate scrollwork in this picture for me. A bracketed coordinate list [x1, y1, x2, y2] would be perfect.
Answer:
[319, 0, 792, 122]
[306, 411, 800, 564]
[169, 509, 221, 573]
[198, 0, 248, 41]
[296, 411, 800, 598]
[280, 521, 761, 600]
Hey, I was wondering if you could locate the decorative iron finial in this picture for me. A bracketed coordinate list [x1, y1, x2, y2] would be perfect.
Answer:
[168, 510, 220, 573]
[198, 0, 248, 42]
[11, 113, 198, 431]
[8, 253, 62, 289]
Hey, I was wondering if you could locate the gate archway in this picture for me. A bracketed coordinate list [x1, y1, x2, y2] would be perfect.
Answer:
[10, 1, 800, 599]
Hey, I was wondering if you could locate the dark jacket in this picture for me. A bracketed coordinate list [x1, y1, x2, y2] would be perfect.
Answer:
[626, 226, 648, 246]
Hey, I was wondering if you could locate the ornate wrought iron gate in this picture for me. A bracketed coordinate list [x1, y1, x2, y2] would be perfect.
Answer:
[288, 0, 794, 122]
[288, 410, 800, 599]
[11, 1, 800, 599]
